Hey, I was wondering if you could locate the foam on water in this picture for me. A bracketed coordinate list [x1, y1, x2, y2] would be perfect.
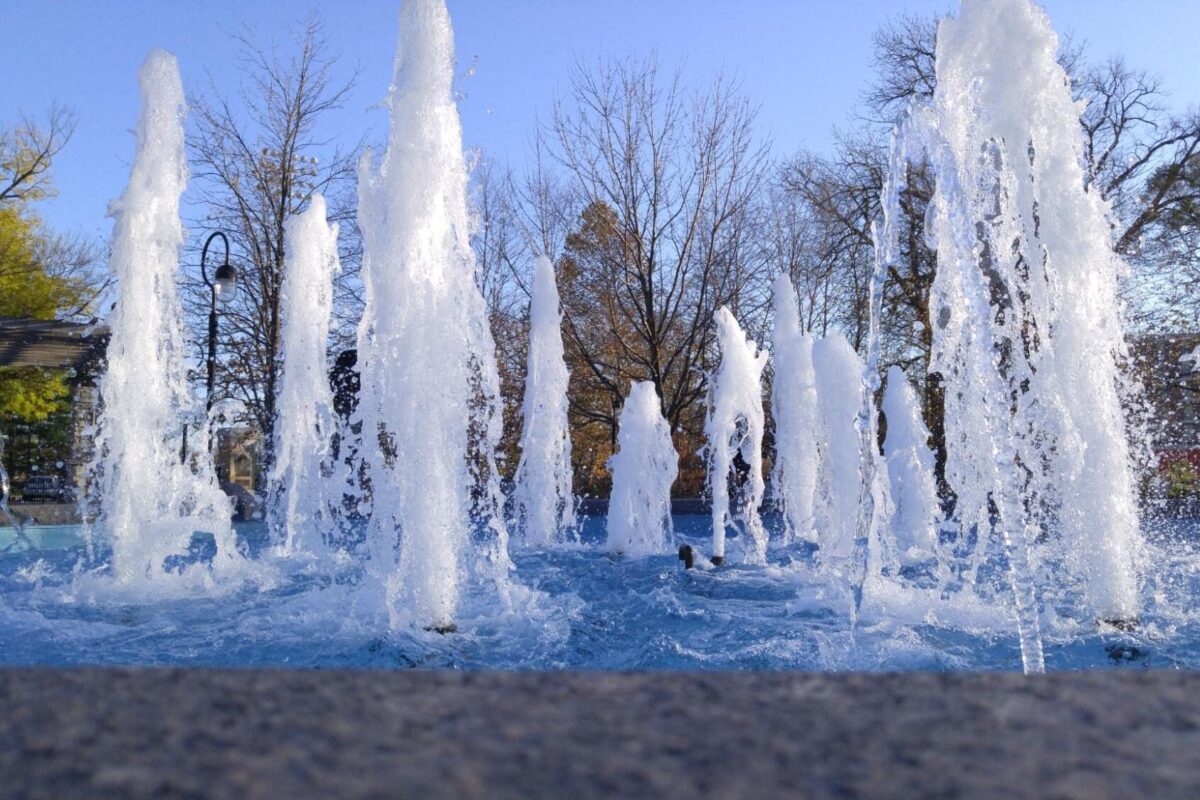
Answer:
[1, 516, 1197, 670]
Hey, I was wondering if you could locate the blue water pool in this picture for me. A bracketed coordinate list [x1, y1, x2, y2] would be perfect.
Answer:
[1, 515, 1197, 671]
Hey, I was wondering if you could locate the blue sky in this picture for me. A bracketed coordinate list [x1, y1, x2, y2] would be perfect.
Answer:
[3, 1, 1198, 241]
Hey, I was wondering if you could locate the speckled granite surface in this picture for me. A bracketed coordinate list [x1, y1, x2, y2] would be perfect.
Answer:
[0, 668, 1197, 799]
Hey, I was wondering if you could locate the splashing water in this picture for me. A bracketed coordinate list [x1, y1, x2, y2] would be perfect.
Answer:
[355, 0, 513, 630]
[268, 195, 341, 558]
[769, 276, 820, 546]
[861, 0, 1151, 672]
[86, 50, 244, 591]
[606, 382, 679, 556]
[513, 256, 576, 547]
[811, 334, 864, 565]
[706, 307, 769, 564]
[881, 366, 940, 565]
[0, 0, 1180, 675]
[934, 0, 1145, 620]
[0, 435, 32, 542]
[850, 123, 913, 630]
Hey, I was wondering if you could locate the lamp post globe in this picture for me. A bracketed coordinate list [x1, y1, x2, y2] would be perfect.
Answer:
[213, 262, 238, 306]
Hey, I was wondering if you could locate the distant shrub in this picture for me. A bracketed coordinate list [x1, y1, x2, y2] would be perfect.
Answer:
[1164, 460, 1200, 499]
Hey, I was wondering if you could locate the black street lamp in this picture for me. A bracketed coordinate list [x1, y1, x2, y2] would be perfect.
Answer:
[200, 231, 238, 413]
[181, 232, 238, 464]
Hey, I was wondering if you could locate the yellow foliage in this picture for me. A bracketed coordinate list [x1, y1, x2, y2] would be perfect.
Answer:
[0, 367, 69, 422]
[0, 206, 89, 422]
[0, 205, 81, 320]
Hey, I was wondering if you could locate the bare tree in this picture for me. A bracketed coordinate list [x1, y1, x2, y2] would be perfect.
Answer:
[762, 179, 835, 335]
[541, 57, 769, 492]
[780, 13, 1200, 489]
[185, 14, 362, 460]
[862, 14, 938, 122]
[469, 156, 531, 474]
[782, 130, 889, 352]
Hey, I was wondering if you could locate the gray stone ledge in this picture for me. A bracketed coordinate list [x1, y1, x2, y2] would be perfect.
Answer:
[0, 668, 1197, 799]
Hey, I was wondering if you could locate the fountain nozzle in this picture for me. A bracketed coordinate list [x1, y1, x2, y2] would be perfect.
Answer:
[1099, 617, 1139, 633]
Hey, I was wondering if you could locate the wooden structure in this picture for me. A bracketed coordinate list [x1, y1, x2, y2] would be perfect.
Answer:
[0, 317, 109, 376]
[0, 317, 110, 494]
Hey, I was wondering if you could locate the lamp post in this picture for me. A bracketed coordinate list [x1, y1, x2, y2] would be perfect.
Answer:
[200, 231, 238, 412]
[181, 232, 238, 464]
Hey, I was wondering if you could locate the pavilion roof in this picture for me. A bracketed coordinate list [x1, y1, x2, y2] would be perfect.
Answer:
[0, 317, 109, 381]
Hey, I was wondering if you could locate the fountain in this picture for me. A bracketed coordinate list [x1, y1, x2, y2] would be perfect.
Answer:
[932, 0, 1144, 622]
[769, 276, 820, 546]
[606, 381, 678, 556]
[512, 255, 576, 546]
[354, 0, 513, 630]
[0, 0, 1186, 675]
[1185, 346, 1200, 371]
[706, 307, 768, 565]
[268, 195, 341, 558]
[839, 0, 1151, 672]
[880, 366, 940, 566]
[811, 334, 864, 565]
[85, 50, 244, 590]
[769, 283, 870, 574]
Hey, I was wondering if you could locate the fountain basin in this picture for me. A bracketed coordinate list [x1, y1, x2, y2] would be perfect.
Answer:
[0, 514, 1197, 671]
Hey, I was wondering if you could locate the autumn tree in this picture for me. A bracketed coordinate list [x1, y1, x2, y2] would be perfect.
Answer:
[0, 108, 106, 496]
[0, 105, 76, 206]
[0, 110, 105, 425]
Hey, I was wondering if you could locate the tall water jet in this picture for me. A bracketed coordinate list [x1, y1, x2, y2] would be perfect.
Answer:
[850, 124, 910, 621]
[512, 256, 576, 546]
[769, 276, 820, 545]
[881, 366, 939, 565]
[929, 0, 1142, 629]
[268, 195, 340, 557]
[87, 50, 242, 587]
[917, 114, 1047, 672]
[606, 382, 679, 556]
[811, 334, 863, 564]
[706, 307, 768, 565]
[355, 0, 512, 629]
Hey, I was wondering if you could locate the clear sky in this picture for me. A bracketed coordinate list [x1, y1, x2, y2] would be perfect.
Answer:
[3, 0, 1198, 242]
